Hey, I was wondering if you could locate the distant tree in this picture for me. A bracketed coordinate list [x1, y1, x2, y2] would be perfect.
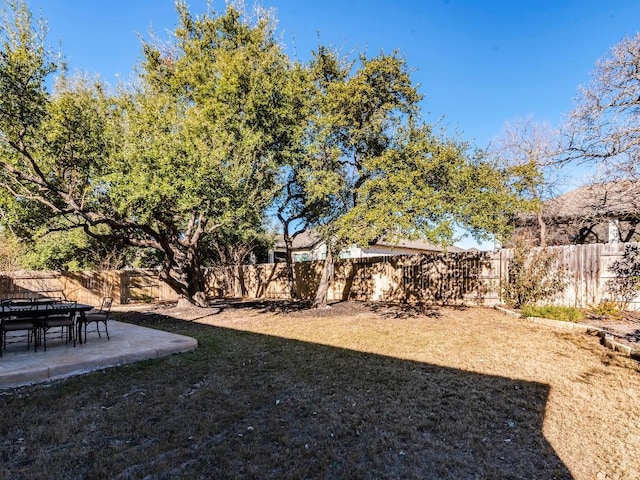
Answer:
[0, 232, 24, 271]
[489, 117, 562, 247]
[0, 1, 299, 305]
[203, 222, 274, 297]
[564, 33, 640, 179]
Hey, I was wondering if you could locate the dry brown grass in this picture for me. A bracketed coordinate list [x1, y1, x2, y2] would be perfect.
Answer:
[1, 300, 639, 479]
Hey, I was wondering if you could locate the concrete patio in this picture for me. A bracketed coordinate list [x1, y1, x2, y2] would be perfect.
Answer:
[0, 320, 198, 389]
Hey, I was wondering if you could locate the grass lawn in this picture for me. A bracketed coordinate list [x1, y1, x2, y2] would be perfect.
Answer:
[1, 301, 639, 479]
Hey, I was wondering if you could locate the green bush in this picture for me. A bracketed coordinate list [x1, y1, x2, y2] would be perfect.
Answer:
[590, 300, 622, 319]
[520, 305, 584, 323]
[502, 241, 568, 309]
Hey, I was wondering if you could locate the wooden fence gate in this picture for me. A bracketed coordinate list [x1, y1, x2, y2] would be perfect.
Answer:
[120, 270, 161, 303]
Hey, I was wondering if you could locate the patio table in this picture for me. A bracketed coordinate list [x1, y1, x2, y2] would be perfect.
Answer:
[0, 302, 95, 349]
[0, 302, 94, 318]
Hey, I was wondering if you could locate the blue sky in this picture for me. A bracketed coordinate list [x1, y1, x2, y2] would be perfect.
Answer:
[23, 0, 640, 247]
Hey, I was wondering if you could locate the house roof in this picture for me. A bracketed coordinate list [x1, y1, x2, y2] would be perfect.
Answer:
[273, 230, 323, 250]
[542, 180, 640, 219]
[372, 238, 466, 253]
[513, 180, 640, 226]
[273, 230, 465, 253]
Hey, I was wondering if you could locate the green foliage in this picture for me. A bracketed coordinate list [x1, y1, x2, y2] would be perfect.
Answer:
[607, 244, 640, 309]
[520, 304, 584, 323]
[202, 222, 274, 266]
[0, 232, 25, 270]
[0, 1, 296, 304]
[0, 1, 535, 307]
[590, 300, 622, 319]
[300, 47, 527, 251]
[286, 46, 530, 306]
[20, 228, 89, 271]
[502, 241, 568, 309]
[6, 223, 146, 271]
[0, 0, 56, 138]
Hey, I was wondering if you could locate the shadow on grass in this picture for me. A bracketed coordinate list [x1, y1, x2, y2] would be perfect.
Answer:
[368, 301, 445, 319]
[0, 313, 572, 480]
[206, 298, 446, 319]
[209, 298, 313, 315]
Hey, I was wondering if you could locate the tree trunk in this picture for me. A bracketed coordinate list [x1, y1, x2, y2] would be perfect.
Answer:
[236, 263, 248, 297]
[283, 234, 297, 299]
[160, 249, 209, 307]
[231, 265, 240, 297]
[537, 211, 547, 248]
[313, 249, 334, 308]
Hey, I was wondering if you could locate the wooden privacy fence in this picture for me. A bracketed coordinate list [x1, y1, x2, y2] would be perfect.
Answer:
[228, 252, 502, 305]
[0, 243, 637, 308]
[228, 243, 640, 309]
[0, 269, 179, 306]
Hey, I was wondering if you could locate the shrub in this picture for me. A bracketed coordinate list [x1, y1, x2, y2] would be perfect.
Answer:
[590, 300, 621, 319]
[502, 241, 568, 309]
[520, 304, 584, 323]
[607, 244, 640, 309]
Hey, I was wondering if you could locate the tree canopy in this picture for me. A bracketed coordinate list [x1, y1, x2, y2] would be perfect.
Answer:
[488, 117, 563, 247]
[565, 32, 640, 180]
[0, 1, 299, 305]
[0, 0, 530, 306]
[270, 47, 529, 305]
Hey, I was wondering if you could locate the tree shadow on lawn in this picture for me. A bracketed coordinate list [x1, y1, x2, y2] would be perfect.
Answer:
[206, 298, 313, 315]
[1, 315, 572, 480]
[205, 298, 446, 319]
[368, 301, 447, 319]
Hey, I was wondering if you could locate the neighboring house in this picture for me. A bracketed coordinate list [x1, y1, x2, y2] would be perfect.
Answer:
[511, 180, 640, 246]
[268, 230, 465, 263]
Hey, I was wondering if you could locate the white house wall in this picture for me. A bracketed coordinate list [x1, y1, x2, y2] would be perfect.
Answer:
[357, 246, 441, 257]
[278, 243, 441, 263]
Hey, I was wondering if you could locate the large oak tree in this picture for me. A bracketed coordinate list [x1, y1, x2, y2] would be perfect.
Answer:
[279, 47, 528, 306]
[0, 1, 299, 305]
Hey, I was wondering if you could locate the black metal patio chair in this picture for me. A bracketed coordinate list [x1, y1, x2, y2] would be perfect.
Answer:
[40, 301, 76, 351]
[77, 297, 113, 343]
[0, 302, 38, 355]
